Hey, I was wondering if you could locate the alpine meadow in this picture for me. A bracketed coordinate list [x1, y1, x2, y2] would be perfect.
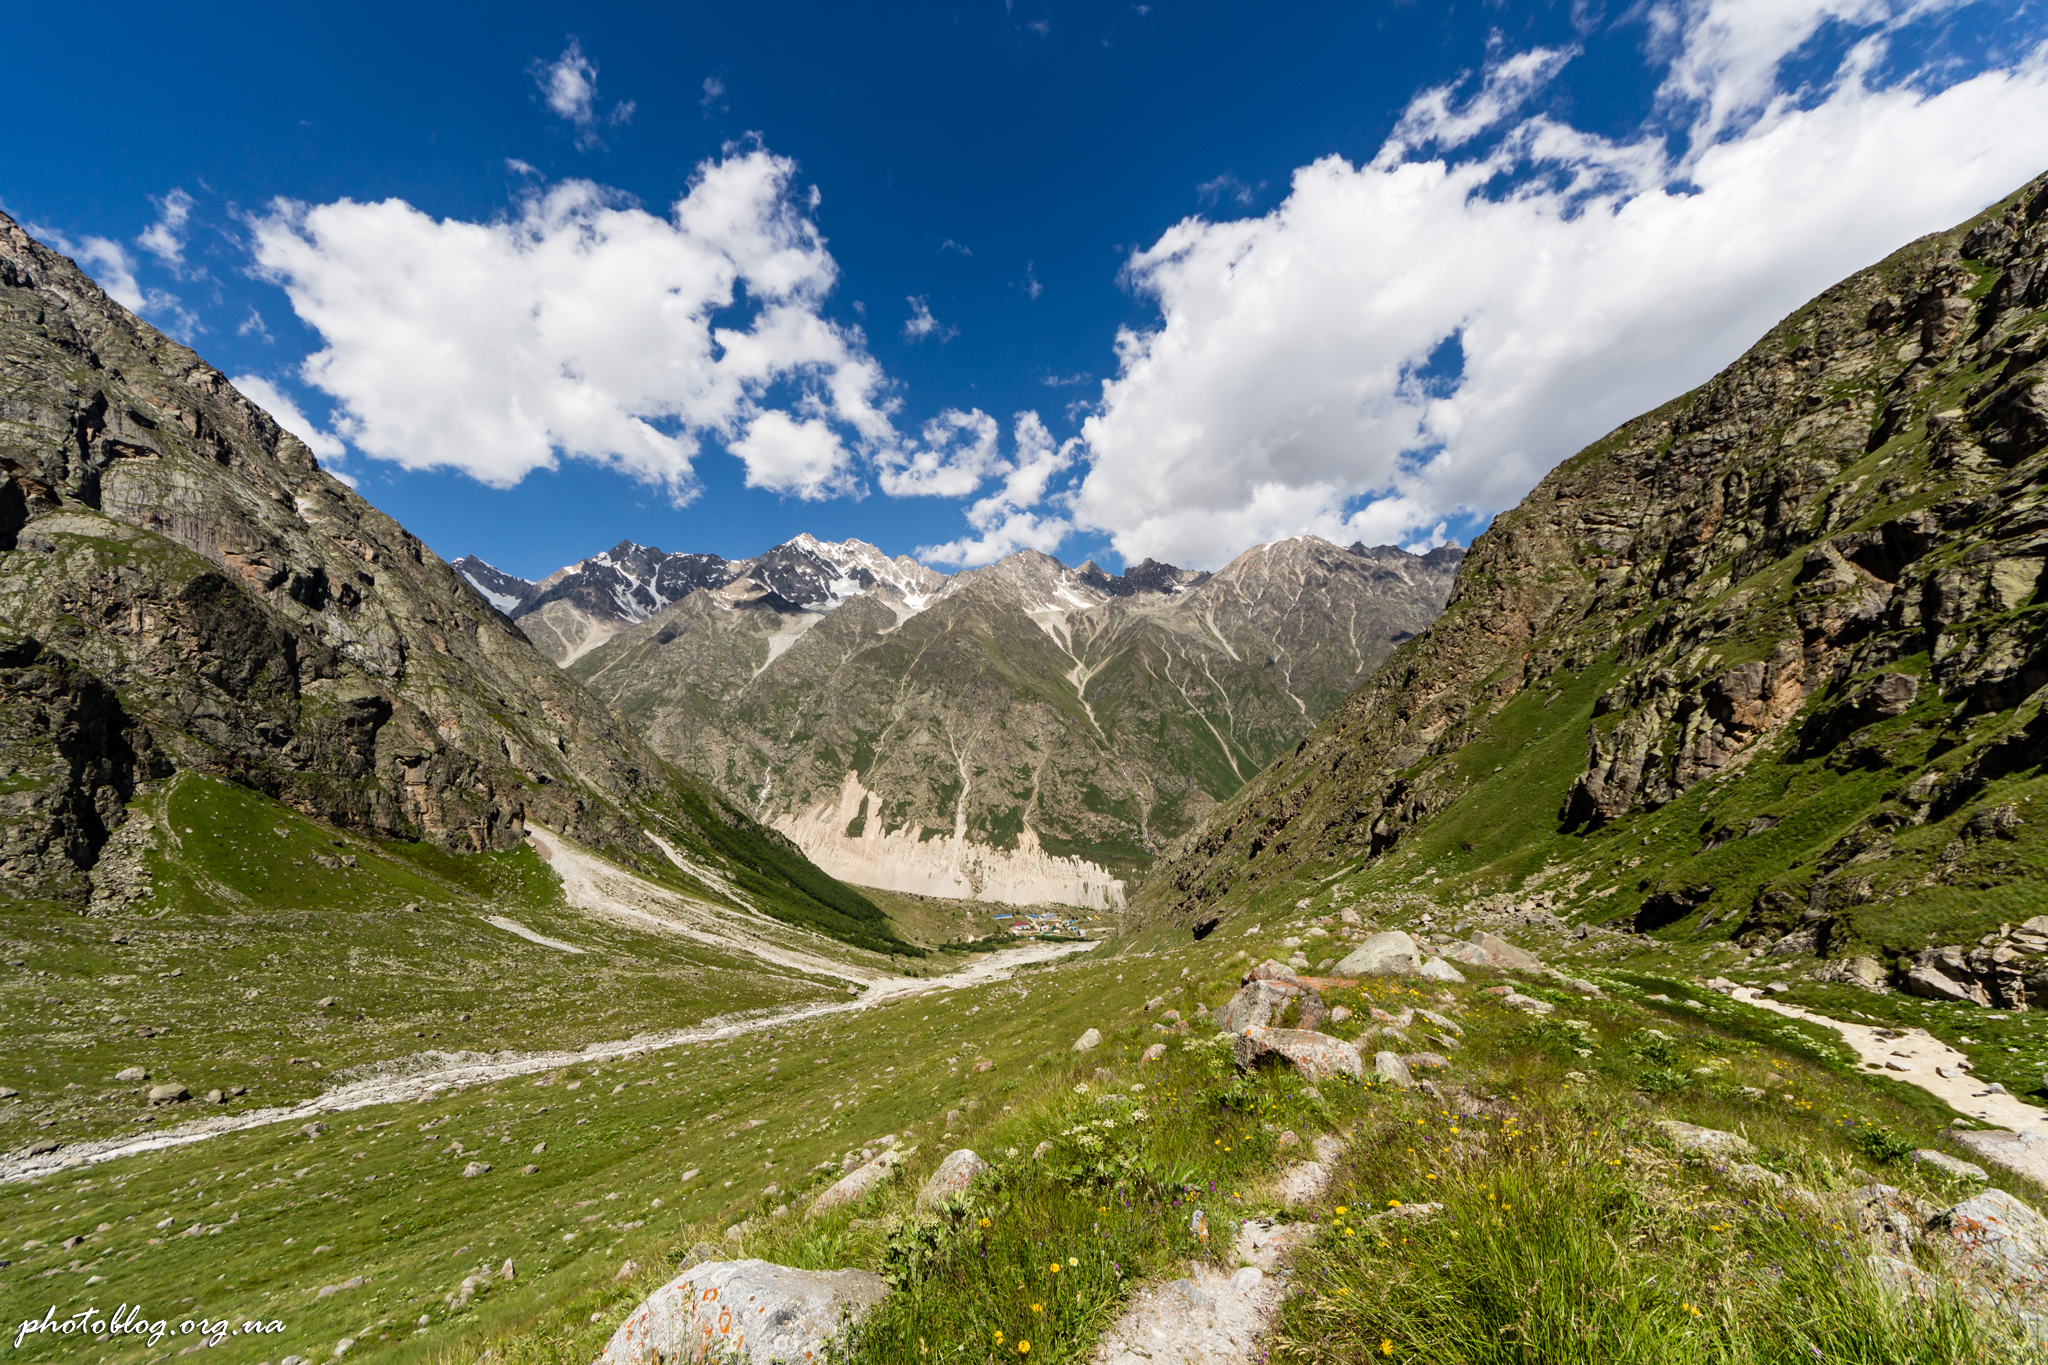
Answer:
[11, 4, 2048, 1364]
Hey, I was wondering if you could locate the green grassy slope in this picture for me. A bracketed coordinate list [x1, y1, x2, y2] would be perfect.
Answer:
[5, 904, 2041, 1364]
[0, 775, 866, 1161]
[1133, 169, 2048, 990]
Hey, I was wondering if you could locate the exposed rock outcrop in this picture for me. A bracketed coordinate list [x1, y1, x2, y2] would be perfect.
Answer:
[0, 211, 895, 945]
[1135, 169, 2048, 962]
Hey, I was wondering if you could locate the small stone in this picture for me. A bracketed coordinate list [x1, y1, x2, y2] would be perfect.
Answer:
[1373, 1051, 1415, 1089]
[318, 997, 337, 1008]
[972, 1058, 993, 1072]
[1276, 1130, 1300, 1149]
[1229, 1266, 1264, 1292]
[614, 1260, 639, 1281]
[1403, 1052, 1451, 1071]
[1144, 996, 1164, 1011]
[115, 1066, 147, 1083]
[461, 1161, 491, 1178]
[1072, 1028, 1102, 1052]
[1032, 1141, 1053, 1160]
[1655, 1121, 1755, 1158]
[204, 1089, 225, 1104]
[1140, 1043, 1167, 1062]
[1418, 957, 1466, 983]
[146, 1083, 189, 1105]
[1910, 1149, 1988, 1181]
[521, 1164, 539, 1175]
[532, 1141, 547, 1154]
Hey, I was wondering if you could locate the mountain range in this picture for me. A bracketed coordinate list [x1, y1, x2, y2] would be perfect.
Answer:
[459, 534, 1461, 907]
[8, 152, 2048, 1365]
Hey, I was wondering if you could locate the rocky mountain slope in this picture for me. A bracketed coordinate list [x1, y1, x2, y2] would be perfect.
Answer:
[455, 535, 945, 666]
[570, 535, 1459, 908]
[0, 211, 899, 951]
[1137, 170, 2048, 995]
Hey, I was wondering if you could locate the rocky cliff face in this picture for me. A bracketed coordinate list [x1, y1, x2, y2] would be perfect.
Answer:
[574, 534, 1459, 907]
[1137, 171, 2048, 987]
[0, 211, 896, 948]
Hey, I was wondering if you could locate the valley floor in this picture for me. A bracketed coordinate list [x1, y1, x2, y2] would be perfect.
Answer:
[8, 879, 2048, 1364]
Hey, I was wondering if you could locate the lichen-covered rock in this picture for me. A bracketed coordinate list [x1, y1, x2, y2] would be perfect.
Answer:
[1232, 1025, 1363, 1083]
[916, 1149, 988, 1211]
[1931, 1188, 2048, 1286]
[1214, 978, 1300, 1032]
[1373, 1051, 1414, 1088]
[596, 1259, 887, 1365]
[1072, 1028, 1102, 1052]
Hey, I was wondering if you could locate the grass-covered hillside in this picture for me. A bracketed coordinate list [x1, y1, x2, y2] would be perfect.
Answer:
[1136, 170, 2048, 1001]
[8, 896, 2044, 1364]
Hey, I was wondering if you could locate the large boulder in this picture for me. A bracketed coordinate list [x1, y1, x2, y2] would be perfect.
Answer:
[596, 1259, 888, 1365]
[916, 1150, 988, 1211]
[1214, 979, 1301, 1032]
[1930, 1188, 2048, 1284]
[1333, 932, 1422, 977]
[1472, 932, 1544, 972]
[1902, 963, 1985, 1004]
[1232, 1026, 1364, 1083]
[807, 1149, 906, 1218]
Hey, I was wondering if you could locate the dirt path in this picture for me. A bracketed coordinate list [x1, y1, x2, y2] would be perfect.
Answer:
[1733, 987, 2048, 1181]
[0, 938, 1093, 1186]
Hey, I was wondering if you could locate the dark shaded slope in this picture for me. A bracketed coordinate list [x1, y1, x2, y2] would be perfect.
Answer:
[0, 211, 899, 951]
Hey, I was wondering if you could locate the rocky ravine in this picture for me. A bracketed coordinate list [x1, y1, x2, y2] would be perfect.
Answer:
[571, 536, 1460, 909]
[0, 211, 894, 948]
[1138, 168, 2048, 984]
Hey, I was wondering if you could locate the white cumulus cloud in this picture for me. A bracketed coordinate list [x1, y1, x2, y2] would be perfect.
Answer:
[534, 40, 634, 150]
[136, 188, 196, 269]
[902, 295, 957, 343]
[878, 408, 1005, 498]
[248, 149, 894, 504]
[919, 412, 1076, 566]
[1048, 0, 2048, 568]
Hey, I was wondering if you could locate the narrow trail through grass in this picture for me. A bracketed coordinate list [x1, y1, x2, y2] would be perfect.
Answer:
[0, 938, 1095, 1186]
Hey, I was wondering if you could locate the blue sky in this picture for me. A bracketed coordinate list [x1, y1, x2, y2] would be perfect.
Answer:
[8, 1, 2048, 577]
